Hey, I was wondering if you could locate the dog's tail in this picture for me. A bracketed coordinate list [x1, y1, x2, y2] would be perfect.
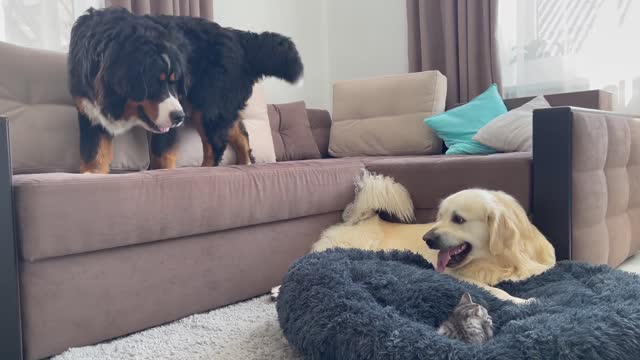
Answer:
[235, 29, 303, 84]
[342, 170, 415, 225]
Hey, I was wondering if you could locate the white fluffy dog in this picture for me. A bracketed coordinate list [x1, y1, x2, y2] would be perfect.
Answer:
[273, 171, 556, 304]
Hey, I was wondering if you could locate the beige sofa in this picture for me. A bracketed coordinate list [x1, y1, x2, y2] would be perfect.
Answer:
[0, 41, 631, 360]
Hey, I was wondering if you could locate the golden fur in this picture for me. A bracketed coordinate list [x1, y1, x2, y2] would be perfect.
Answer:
[311, 189, 555, 304]
[272, 173, 555, 304]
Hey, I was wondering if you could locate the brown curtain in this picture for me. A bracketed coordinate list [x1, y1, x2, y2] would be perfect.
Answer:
[105, 0, 214, 20]
[407, 0, 501, 106]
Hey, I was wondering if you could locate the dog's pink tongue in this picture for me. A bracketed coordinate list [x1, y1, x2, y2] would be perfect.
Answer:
[436, 249, 452, 272]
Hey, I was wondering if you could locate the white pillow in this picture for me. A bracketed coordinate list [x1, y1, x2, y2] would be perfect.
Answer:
[473, 95, 551, 152]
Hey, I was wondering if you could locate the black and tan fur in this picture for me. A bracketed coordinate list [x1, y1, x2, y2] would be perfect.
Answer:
[68, 7, 303, 173]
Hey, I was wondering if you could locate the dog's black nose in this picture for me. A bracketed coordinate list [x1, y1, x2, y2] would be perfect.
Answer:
[423, 230, 440, 249]
[170, 110, 185, 126]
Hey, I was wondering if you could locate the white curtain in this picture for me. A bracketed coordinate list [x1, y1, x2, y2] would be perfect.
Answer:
[498, 0, 640, 113]
[0, 0, 103, 52]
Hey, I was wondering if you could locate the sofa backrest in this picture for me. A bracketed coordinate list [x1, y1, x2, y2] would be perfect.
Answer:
[503, 89, 613, 111]
[448, 89, 613, 112]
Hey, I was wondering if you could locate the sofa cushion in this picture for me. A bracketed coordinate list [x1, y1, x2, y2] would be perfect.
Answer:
[0, 41, 150, 174]
[473, 95, 551, 152]
[364, 152, 533, 215]
[268, 101, 322, 161]
[307, 108, 332, 158]
[175, 82, 276, 166]
[425, 83, 506, 155]
[329, 71, 447, 157]
[14, 158, 364, 261]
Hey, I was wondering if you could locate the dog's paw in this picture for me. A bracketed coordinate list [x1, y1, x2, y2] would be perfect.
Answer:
[270, 285, 281, 301]
[514, 297, 537, 305]
[524, 297, 537, 305]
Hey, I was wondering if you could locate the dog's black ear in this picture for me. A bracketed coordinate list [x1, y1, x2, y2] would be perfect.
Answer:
[94, 47, 114, 105]
[179, 70, 190, 97]
[167, 47, 190, 97]
[100, 40, 148, 102]
[173, 58, 190, 97]
[123, 51, 148, 102]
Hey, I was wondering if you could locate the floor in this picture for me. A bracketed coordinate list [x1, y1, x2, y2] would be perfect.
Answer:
[53, 295, 300, 360]
[618, 252, 640, 274]
[53, 253, 640, 359]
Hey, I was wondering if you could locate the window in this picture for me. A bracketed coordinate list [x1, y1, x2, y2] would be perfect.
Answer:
[0, 0, 102, 52]
[498, 0, 640, 112]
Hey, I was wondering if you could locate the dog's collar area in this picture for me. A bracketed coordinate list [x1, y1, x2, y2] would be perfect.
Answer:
[436, 242, 471, 272]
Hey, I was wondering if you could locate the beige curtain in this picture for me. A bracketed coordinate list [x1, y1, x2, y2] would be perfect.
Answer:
[407, 0, 501, 106]
[105, 0, 214, 20]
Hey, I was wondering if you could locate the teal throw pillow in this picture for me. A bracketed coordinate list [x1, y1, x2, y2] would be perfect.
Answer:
[424, 83, 507, 155]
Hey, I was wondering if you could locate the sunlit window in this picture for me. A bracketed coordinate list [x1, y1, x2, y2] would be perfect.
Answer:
[498, 0, 640, 112]
[0, 0, 102, 52]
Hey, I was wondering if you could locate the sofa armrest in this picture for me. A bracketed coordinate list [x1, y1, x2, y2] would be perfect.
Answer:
[533, 107, 640, 266]
[0, 116, 23, 359]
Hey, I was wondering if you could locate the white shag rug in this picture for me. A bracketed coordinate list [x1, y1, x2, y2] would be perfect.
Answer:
[53, 295, 302, 360]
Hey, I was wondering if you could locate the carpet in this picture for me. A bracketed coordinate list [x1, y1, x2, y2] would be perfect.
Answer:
[278, 248, 640, 360]
[53, 295, 301, 360]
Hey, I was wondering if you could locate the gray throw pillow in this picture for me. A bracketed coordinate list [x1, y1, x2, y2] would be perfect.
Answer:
[473, 95, 551, 152]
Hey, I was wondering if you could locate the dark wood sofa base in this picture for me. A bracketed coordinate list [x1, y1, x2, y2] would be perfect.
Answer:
[532, 107, 573, 261]
[0, 117, 23, 359]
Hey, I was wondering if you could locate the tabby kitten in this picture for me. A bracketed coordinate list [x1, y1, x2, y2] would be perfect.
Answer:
[437, 292, 494, 344]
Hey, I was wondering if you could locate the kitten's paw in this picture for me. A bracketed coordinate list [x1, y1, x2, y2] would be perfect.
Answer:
[270, 285, 281, 301]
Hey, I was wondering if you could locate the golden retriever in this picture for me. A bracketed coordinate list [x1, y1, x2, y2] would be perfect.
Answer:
[273, 171, 556, 304]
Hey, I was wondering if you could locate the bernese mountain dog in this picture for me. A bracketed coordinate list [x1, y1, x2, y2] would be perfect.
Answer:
[68, 7, 303, 173]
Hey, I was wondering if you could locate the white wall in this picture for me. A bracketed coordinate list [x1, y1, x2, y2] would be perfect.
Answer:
[326, 0, 409, 85]
[214, 0, 408, 111]
[214, 0, 331, 109]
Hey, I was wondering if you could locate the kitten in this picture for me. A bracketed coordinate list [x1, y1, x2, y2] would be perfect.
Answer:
[437, 292, 494, 344]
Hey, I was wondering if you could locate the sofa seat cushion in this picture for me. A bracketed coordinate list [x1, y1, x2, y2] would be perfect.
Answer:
[364, 152, 532, 215]
[14, 158, 365, 261]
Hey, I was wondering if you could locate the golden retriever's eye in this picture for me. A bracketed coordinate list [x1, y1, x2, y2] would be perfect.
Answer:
[452, 213, 466, 225]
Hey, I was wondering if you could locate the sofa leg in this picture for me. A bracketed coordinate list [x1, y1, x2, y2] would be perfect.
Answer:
[0, 117, 23, 359]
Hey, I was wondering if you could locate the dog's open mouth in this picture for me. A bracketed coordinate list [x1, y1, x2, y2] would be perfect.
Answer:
[436, 242, 472, 272]
[137, 106, 173, 134]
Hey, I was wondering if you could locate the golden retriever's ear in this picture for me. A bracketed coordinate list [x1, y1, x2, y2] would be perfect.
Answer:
[488, 191, 556, 271]
[487, 192, 530, 255]
[488, 207, 513, 255]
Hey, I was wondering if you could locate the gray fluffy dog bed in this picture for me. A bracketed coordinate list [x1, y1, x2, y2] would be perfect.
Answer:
[276, 249, 640, 360]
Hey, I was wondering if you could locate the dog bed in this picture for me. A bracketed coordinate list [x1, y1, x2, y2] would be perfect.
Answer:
[277, 249, 640, 360]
